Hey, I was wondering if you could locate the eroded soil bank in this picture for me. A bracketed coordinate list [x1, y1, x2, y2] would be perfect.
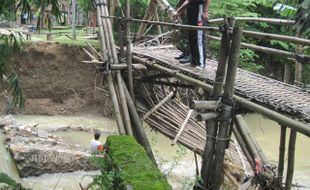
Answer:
[2, 42, 112, 116]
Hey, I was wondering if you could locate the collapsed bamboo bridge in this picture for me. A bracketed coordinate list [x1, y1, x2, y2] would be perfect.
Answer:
[84, 0, 310, 189]
[133, 46, 310, 123]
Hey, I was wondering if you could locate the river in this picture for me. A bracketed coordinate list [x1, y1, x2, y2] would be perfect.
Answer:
[0, 114, 309, 189]
[0, 115, 197, 190]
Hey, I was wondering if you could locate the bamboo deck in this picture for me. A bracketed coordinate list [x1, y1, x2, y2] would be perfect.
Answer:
[133, 45, 310, 123]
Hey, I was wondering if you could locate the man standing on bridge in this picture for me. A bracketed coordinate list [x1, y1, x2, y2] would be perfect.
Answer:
[173, 0, 211, 69]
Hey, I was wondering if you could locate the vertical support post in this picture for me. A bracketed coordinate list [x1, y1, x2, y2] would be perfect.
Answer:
[201, 17, 232, 188]
[108, 73, 125, 135]
[278, 125, 287, 183]
[72, 0, 77, 40]
[284, 62, 291, 84]
[117, 19, 125, 59]
[95, 0, 126, 135]
[285, 129, 297, 190]
[212, 26, 243, 190]
[294, 30, 303, 86]
[125, 0, 135, 102]
[122, 80, 157, 165]
[116, 71, 133, 135]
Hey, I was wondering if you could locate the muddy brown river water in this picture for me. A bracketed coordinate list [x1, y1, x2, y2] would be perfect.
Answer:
[0, 114, 309, 190]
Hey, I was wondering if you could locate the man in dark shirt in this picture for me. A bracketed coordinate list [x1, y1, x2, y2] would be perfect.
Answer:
[173, 0, 211, 69]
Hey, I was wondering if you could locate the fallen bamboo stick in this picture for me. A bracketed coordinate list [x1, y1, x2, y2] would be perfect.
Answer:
[143, 91, 174, 120]
[171, 109, 194, 145]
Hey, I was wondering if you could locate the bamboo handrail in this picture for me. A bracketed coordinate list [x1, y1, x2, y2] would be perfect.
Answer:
[209, 17, 295, 25]
[242, 30, 310, 46]
[101, 15, 310, 46]
[207, 35, 310, 61]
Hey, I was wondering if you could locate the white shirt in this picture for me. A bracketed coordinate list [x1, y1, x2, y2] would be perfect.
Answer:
[90, 139, 102, 154]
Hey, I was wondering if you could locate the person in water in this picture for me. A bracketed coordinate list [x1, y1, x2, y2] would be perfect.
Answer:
[90, 131, 104, 154]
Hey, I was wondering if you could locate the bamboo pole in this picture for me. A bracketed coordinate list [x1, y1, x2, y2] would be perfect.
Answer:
[117, 19, 125, 59]
[85, 42, 103, 61]
[154, 0, 175, 17]
[232, 126, 254, 167]
[285, 129, 297, 190]
[102, 15, 218, 31]
[108, 73, 125, 135]
[235, 115, 266, 163]
[172, 109, 194, 145]
[201, 18, 231, 188]
[294, 30, 303, 86]
[278, 126, 287, 183]
[197, 112, 219, 121]
[101, 16, 310, 46]
[101, 0, 118, 63]
[242, 30, 310, 46]
[189, 100, 218, 110]
[207, 35, 310, 62]
[116, 71, 133, 135]
[95, 0, 125, 135]
[72, 0, 77, 40]
[209, 17, 295, 25]
[132, 56, 310, 137]
[122, 79, 157, 164]
[212, 27, 243, 190]
[284, 63, 292, 84]
[125, 0, 134, 102]
[137, 0, 156, 36]
[95, 1, 107, 59]
[143, 91, 174, 120]
[154, 8, 162, 34]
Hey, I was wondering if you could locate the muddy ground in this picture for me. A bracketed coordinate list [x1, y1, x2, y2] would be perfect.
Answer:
[2, 42, 113, 116]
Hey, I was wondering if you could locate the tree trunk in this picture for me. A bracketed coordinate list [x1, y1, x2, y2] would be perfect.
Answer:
[72, 0, 77, 40]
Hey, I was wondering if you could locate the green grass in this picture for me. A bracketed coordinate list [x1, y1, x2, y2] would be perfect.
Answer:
[97, 136, 172, 190]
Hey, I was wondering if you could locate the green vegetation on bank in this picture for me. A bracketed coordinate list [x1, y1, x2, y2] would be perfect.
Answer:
[90, 136, 172, 190]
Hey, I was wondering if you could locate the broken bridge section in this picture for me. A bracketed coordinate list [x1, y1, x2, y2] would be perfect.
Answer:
[133, 46, 310, 123]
